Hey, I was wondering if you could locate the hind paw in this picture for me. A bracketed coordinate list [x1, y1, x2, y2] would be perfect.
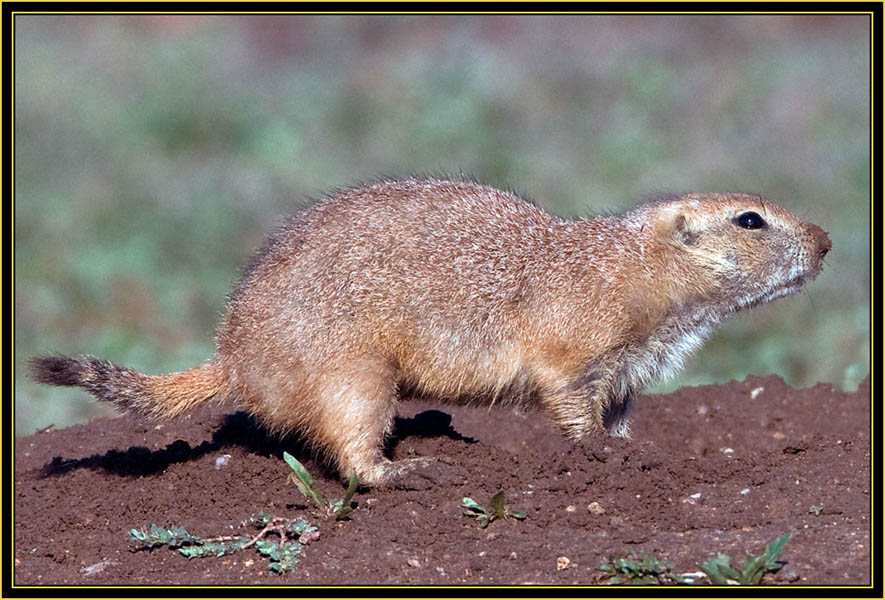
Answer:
[359, 456, 467, 490]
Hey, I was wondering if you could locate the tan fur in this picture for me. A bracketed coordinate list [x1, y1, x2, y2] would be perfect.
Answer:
[31, 178, 831, 486]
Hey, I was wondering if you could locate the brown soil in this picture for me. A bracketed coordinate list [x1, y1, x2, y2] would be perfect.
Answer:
[13, 375, 872, 587]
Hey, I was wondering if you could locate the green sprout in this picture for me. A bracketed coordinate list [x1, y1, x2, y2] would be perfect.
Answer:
[700, 533, 791, 585]
[599, 552, 691, 585]
[283, 451, 358, 520]
[461, 490, 527, 528]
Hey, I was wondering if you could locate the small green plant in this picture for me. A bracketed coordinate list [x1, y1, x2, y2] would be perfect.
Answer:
[809, 505, 824, 516]
[283, 451, 358, 520]
[130, 511, 318, 574]
[700, 533, 790, 585]
[599, 552, 691, 585]
[461, 490, 527, 528]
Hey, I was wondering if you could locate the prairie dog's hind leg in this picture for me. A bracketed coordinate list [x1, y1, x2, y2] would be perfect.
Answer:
[306, 358, 462, 489]
[306, 358, 400, 487]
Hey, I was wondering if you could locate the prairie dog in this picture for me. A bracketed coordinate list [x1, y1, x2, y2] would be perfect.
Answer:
[31, 178, 831, 486]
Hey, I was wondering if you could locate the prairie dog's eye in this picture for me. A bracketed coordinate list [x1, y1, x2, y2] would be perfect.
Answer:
[734, 211, 766, 230]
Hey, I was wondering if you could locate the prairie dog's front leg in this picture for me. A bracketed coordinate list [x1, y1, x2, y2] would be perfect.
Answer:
[537, 362, 632, 440]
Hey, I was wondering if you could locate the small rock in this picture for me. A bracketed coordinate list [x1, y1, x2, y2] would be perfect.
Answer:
[750, 386, 765, 399]
[587, 501, 605, 515]
[680, 571, 707, 584]
[556, 556, 571, 570]
[81, 559, 117, 576]
[565, 505, 576, 513]
[775, 564, 800, 582]
[609, 515, 626, 527]
[298, 529, 321, 544]
[407, 557, 421, 568]
[214, 454, 232, 470]
[740, 488, 751, 495]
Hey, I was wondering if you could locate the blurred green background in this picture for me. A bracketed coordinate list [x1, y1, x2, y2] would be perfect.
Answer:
[15, 15, 870, 434]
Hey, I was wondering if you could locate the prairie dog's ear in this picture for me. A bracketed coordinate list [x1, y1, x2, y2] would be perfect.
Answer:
[654, 205, 699, 245]
[673, 213, 699, 245]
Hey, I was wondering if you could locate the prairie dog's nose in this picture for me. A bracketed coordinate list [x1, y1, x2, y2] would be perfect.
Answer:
[806, 222, 831, 259]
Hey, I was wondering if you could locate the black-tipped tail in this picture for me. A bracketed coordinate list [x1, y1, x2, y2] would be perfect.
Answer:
[29, 355, 90, 387]
[28, 355, 227, 419]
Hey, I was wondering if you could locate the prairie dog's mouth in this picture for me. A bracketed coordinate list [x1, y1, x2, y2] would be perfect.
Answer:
[775, 279, 806, 301]
[736, 275, 808, 311]
[779, 273, 809, 294]
[771, 272, 811, 296]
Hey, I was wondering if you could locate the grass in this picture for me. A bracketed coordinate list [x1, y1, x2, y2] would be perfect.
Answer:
[15, 16, 870, 433]
[128, 455, 356, 574]
[600, 533, 790, 585]
[599, 552, 692, 585]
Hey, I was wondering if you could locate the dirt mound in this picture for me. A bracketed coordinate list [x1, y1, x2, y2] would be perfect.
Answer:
[13, 375, 871, 586]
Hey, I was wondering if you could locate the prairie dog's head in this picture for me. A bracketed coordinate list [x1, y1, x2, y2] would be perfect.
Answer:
[637, 193, 831, 312]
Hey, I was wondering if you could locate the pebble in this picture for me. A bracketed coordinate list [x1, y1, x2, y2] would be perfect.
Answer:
[81, 560, 117, 576]
[680, 571, 707, 583]
[776, 564, 800, 582]
[587, 501, 605, 515]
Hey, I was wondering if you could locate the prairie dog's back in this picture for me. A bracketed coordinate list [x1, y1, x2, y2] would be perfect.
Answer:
[219, 179, 564, 391]
[230, 179, 554, 316]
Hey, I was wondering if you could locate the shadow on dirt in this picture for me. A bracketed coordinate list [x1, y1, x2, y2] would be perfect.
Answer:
[384, 409, 476, 455]
[37, 409, 474, 479]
